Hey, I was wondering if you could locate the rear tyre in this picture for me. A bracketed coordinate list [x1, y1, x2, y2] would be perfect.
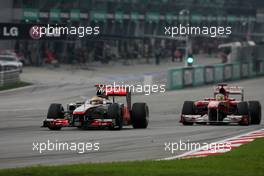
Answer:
[196, 122, 207, 125]
[237, 102, 250, 126]
[181, 101, 195, 125]
[47, 103, 64, 119]
[248, 101, 261, 124]
[132, 103, 149, 129]
[48, 126, 62, 130]
[108, 103, 123, 130]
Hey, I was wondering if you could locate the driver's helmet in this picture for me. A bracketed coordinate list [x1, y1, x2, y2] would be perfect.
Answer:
[90, 96, 103, 105]
[215, 93, 225, 101]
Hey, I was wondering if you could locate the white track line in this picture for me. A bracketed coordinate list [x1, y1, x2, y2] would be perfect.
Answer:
[160, 128, 264, 160]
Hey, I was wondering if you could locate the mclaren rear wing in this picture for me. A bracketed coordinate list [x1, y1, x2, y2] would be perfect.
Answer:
[95, 84, 132, 110]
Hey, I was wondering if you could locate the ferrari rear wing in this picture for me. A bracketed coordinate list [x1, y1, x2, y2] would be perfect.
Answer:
[214, 84, 244, 101]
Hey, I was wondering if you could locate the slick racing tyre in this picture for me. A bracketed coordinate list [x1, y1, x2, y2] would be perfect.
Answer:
[132, 103, 149, 129]
[237, 102, 250, 126]
[47, 103, 64, 119]
[208, 109, 218, 125]
[48, 126, 62, 130]
[46, 103, 64, 130]
[108, 103, 123, 130]
[248, 101, 261, 124]
[181, 101, 195, 125]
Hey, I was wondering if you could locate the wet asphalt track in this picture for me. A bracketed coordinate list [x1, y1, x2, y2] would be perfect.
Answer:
[0, 77, 263, 168]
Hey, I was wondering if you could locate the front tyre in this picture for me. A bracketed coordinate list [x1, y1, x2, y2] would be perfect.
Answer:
[248, 101, 261, 124]
[237, 102, 250, 126]
[132, 103, 149, 129]
[108, 103, 123, 130]
[181, 101, 195, 125]
[47, 103, 64, 119]
[46, 103, 64, 130]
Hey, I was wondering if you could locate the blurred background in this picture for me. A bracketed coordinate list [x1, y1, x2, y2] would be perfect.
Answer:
[1, 1, 264, 169]
[0, 0, 264, 67]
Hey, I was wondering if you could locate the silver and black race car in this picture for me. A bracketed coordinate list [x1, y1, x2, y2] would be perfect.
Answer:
[43, 85, 149, 130]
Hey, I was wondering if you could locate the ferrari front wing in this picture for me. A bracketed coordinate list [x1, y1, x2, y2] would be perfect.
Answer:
[181, 114, 248, 124]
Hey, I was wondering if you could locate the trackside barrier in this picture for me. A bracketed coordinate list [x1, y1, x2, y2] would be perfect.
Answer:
[241, 62, 249, 78]
[0, 69, 20, 87]
[167, 68, 183, 89]
[249, 62, 257, 77]
[167, 60, 264, 90]
[193, 66, 204, 86]
[232, 63, 241, 80]
[258, 60, 264, 75]
[183, 67, 193, 87]
[214, 64, 224, 83]
[204, 66, 214, 84]
[224, 64, 233, 81]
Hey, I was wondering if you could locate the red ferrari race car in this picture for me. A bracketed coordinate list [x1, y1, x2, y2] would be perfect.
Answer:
[42, 85, 149, 130]
[180, 84, 261, 125]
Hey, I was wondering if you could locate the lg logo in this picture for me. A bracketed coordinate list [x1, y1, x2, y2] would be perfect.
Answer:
[1, 26, 18, 37]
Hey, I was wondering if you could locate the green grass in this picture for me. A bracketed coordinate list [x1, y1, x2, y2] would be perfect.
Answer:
[0, 81, 31, 91]
[0, 138, 264, 176]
